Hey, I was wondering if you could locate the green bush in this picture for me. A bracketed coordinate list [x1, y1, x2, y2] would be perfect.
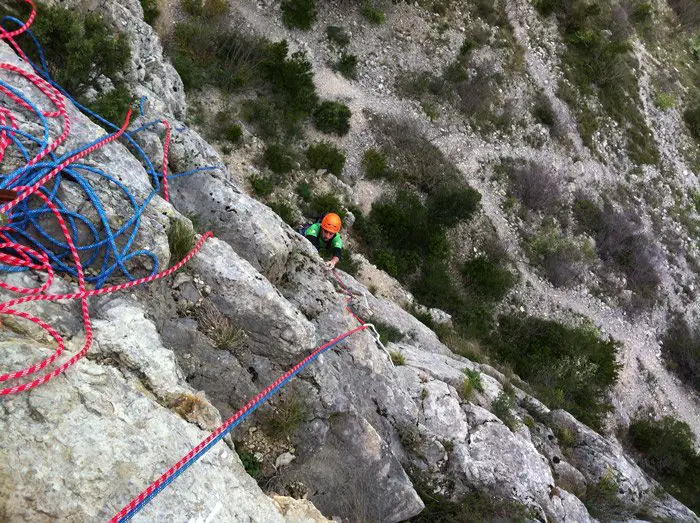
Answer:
[492, 315, 620, 430]
[582, 469, 633, 521]
[236, 447, 261, 479]
[260, 41, 318, 118]
[335, 248, 361, 276]
[296, 181, 313, 201]
[684, 103, 700, 141]
[373, 321, 404, 344]
[361, 1, 385, 24]
[268, 200, 297, 226]
[223, 123, 243, 143]
[88, 85, 132, 125]
[281, 0, 317, 30]
[21, 4, 130, 100]
[333, 53, 358, 80]
[306, 142, 346, 176]
[460, 368, 484, 399]
[654, 92, 675, 110]
[326, 25, 350, 47]
[181, 0, 229, 17]
[313, 101, 352, 135]
[250, 175, 275, 197]
[241, 98, 303, 140]
[308, 192, 345, 218]
[140, 0, 159, 25]
[410, 474, 535, 522]
[492, 391, 519, 430]
[426, 184, 481, 228]
[629, 416, 700, 513]
[362, 148, 391, 180]
[462, 256, 516, 302]
[264, 143, 296, 174]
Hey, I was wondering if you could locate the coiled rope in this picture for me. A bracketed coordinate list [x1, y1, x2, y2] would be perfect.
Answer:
[0, 0, 215, 394]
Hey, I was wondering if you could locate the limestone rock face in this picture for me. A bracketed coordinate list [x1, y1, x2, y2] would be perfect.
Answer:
[0, 332, 295, 523]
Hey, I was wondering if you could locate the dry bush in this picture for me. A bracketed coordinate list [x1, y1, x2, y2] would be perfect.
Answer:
[511, 161, 563, 212]
[596, 203, 662, 302]
[197, 301, 247, 351]
[668, 0, 700, 31]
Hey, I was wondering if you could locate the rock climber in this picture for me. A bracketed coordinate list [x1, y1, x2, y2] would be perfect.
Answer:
[303, 212, 343, 270]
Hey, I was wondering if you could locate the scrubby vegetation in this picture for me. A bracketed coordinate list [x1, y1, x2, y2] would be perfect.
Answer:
[628, 416, 700, 513]
[491, 316, 620, 430]
[313, 101, 352, 135]
[15, 3, 132, 123]
[537, 0, 659, 165]
[281, 0, 317, 30]
[661, 315, 700, 392]
[306, 142, 346, 176]
[168, 219, 196, 264]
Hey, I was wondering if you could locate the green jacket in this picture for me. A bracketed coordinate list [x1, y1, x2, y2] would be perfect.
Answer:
[305, 222, 343, 258]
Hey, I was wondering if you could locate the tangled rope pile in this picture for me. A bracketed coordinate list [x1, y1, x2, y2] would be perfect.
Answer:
[0, 0, 214, 395]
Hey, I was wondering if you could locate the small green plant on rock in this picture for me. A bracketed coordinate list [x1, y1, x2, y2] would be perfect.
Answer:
[139, 0, 159, 25]
[326, 25, 350, 47]
[460, 368, 484, 400]
[361, 1, 385, 24]
[390, 351, 406, 366]
[333, 53, 359, 80]
[492, 391, 519, 430]
[168, 219, 195, 264]
[261, 395, 309, 440]
[264, 143, 297, 174]
[250, 175, 275, 197]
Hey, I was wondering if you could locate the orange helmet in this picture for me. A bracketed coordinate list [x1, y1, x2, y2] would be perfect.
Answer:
[321, 213, 342, 234]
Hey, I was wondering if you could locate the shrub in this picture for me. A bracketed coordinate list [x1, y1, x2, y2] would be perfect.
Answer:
[684, 103, 700, 141]
[88, 85, 132, 125]
[261, 395, 309, 439]
[460, 368, 484, 400]
[373, 321, 404, 344]
[140, 0, 159, 25]
[20, 4, 130, 100]
[492, 392, 519, 430]
[281, 0, 317, 29]
[223, 123, 243, 143]
[168, 219, 195, 264]
[236, 447, 262, 479]
[510, 161, 562, 212]
[595, 202, 662, 302]
[583, 469, 633, 521]
[197, 301, 247, 351]
[333, 53, 358, 80]
[326, 25, 350, 47]
[362, 149, 390, 180]
[410, 475, 536, 522]
[661, 315, 700, 392]
[169, 21, 266, 92]
[308, 192, 345, 218]
[296, 181, 313, 201]
[629, 416, 700, 512]
[526, 225, 591, 287]
[241, 98, 303, 140]
[335, 248, 361, 276]
[426, 184, 481, 228]
[264, 143, 296, 174]
[461, 256, 516, 302]
[361, 1, 385, 24]
[268, 200, 297, 226]
[492, 315, 620, 430]
[390, 351, 406, 365]
[313, 101, 352, 135]
[182, 0, 229, 17]
[250, 175, 275, 197]
[573, 196, 603, 233]
[260, 41, 319, 119]
[654, 92, 675, 110]
[306, 142, 346, 175]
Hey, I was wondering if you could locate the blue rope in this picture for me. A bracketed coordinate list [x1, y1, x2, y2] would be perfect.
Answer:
[0, 17, 220, 287]
[117, 330, 357, 522]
